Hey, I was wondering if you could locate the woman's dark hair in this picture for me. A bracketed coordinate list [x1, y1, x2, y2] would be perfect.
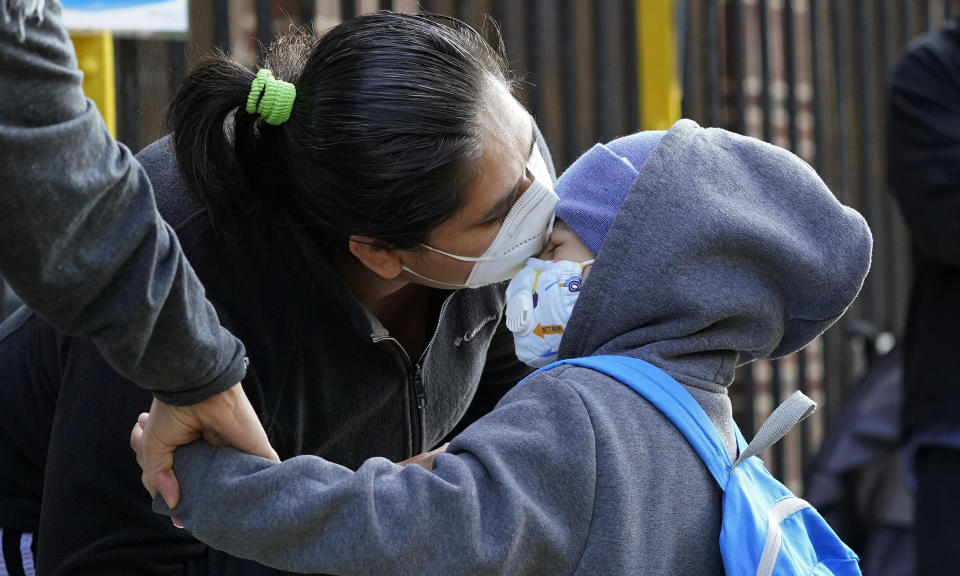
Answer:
[168, 12, 515, 248]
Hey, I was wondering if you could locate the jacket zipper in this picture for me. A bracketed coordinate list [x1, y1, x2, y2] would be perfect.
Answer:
[373, 292, 457, 457]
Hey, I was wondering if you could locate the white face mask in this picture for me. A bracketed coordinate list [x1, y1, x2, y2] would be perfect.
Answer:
[403, 146, 559, 289]
[504, 257, 594, 367]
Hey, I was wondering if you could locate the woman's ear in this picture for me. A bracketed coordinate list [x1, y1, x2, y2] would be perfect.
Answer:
[348, 236, 405, 280]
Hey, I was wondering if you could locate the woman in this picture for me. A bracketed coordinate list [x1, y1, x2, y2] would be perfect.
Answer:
[0, 7, 555, 576]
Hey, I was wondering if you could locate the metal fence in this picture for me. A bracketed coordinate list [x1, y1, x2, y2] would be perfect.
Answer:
[1, 0, 955, 490]
[681, 0, 954, 489]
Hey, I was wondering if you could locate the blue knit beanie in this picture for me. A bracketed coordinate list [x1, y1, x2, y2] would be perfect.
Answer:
[555, 131, 666, 256]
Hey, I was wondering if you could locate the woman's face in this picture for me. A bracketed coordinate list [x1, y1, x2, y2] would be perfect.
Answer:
[398, 81, 539, 288]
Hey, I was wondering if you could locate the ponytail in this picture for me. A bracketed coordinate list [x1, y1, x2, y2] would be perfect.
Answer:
[168, 13, 514, 246]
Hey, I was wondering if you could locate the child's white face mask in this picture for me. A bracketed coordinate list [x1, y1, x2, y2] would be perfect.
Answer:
[504, 257, 594, 367]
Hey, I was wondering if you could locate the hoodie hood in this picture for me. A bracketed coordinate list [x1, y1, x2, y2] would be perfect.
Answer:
[557, 119, 873, 391]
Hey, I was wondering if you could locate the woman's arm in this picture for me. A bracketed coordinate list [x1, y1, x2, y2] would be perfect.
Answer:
[142, 374, 598, 576]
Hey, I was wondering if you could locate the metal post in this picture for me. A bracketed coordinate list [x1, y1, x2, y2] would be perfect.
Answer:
[341, 0, 356, 21]
[759, 0, 772, 142]
[257, 0, 273, 57]
[625, 0, 640, 129]
[115, 38, 141, 150]
[706, 0, 721, 126]
[561, 0, 578, 164]
[731, 0, 747, 135]
[784, 0, 797, 152]
[215, 0, 230, 52]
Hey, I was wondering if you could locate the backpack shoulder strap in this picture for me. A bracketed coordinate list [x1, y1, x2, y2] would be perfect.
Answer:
[733, 390, 815, 468]
[537, 355, 733, 488]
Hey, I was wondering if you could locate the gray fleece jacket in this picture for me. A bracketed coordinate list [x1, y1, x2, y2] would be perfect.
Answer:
[0, 0, 244, 403]
[156, 120, 873, 575]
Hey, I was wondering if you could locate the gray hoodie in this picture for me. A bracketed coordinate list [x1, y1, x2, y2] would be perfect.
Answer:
[156, 120, 872, 575]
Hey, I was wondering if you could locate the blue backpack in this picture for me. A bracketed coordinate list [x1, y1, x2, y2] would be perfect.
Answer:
[539, 355, 861, 576]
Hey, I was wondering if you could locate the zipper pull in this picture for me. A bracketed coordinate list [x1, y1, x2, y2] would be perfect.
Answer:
[410, 364, 426, 409]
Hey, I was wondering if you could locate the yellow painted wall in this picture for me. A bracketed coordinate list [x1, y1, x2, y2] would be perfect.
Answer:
[637, 0, 682, 130]
[70, 31, 116, 137]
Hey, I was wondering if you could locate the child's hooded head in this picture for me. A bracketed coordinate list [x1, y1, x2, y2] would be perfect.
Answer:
[507, 120, 871, 380]
[504, 130, 665, 367]
[554, 130, 666, 258]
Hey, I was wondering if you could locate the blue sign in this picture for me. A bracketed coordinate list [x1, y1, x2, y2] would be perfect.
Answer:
[62, 1, 168, 9]
[61, 0, 187, 33]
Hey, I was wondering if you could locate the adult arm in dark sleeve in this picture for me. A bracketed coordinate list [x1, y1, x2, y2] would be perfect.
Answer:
[0, 1, 245, 403]
[0, 2, 278, 509]
[887, 28, 960, 267]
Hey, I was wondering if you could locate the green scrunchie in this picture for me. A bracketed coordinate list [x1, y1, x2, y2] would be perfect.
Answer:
[246, 69, 297, 126]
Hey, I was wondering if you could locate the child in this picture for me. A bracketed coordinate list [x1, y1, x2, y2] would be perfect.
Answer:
[132, 119, 872, 575]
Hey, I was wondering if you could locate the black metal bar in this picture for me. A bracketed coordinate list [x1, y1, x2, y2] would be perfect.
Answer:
[169, 40, 187, 86]
[731, 0, 747, 134]
[857, 0, 885, 331]
[903, 0, 913, 40]
[797, 348, 811, 467]
[831, 1, 850, 204]
[594, 0, 611, 142]
[888, 0, 913, 334]
[299, 0, 316, 25]
[812, 0, 839, 426]
[341, 0, 356, 20]
[0, 277, 7, 321]
[625, 0, 639, 130]
[742, 366, 757, 438]
[784, 0, 797, 152]
[561, 0, 578, 165]
[257, 0, 273, 57]
[923, 0, 932, 30]
[490, 0, 525, 103]
[116, 39, 142, 152]
[379, 0, 392, 12]
[679, 0, 691, 125]
[526, 0, 544, 132]
[809, 0, 823, 174]
[771, 360, 786, 480]
[783, 0, 808, 471]
[454, 0, 470, 23]
[706, 0, 721, 126]
[759, 0, 773, 142]
[826, 0, 853, 420]
[214, 0, 230, 52]
[880, 0, 898, 332]
[731, 1, 753, 436]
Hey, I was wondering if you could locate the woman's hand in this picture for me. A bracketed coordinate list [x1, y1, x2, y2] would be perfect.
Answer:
[130, 383, 280, 509]
[397, 443, 449, 471]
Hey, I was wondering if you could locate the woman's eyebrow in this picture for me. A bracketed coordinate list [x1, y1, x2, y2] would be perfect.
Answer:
[479, 179, 523, 224]
[477, 121, 538, 225]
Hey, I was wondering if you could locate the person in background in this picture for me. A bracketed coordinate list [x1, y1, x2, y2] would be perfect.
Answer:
[886, 5, 960, 575]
